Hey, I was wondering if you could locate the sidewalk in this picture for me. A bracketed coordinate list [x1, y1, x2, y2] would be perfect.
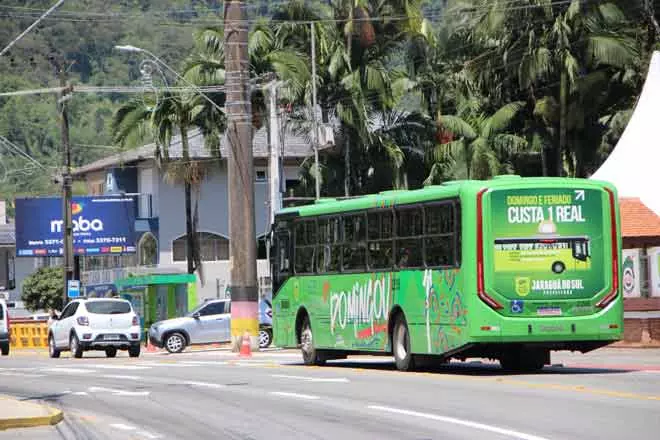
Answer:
[0, 395, 63, 431]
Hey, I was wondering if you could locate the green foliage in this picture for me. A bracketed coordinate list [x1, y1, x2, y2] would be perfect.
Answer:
[21, 267, 64, 312]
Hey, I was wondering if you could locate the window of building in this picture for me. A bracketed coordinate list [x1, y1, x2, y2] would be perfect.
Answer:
[172, 232, 229, 262]
[255, 169, 267, 182]
[257, 235, 268, 260]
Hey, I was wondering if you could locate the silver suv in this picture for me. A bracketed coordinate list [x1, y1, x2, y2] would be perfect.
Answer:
[148, 299, 272, 353]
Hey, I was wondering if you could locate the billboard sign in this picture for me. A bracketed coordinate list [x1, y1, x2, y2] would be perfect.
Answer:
[15, 196, 136, 257]
[489, 188, 605, 301]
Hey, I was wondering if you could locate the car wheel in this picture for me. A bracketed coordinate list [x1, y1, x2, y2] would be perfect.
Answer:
[0, 342, 8, 356]
[48, 335, 60, 359]
[128, 344, 141, 358]
[259, 328, 272, 349]
[70, 334, 83, 359]
[164, 332, 186, 354]
[105, 347, 117, 358]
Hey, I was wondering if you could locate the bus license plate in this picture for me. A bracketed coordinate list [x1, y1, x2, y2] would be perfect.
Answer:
[537, 307, 562, 316]
[104, 335, 120, 340]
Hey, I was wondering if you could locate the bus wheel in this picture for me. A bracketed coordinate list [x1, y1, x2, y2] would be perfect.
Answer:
[393, 315, 415, 371]
[301, 317, 325, 366]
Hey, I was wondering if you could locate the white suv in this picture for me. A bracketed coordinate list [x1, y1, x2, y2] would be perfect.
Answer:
[48, 298, 141, 358]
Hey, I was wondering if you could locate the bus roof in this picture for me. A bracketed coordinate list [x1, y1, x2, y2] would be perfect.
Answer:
[276, 176, 617, 219]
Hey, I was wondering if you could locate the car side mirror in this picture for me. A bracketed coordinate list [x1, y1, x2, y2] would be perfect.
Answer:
[193, 312, 201, 319]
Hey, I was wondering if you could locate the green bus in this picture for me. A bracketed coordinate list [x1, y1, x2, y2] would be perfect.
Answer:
[270, 176, 622, 371]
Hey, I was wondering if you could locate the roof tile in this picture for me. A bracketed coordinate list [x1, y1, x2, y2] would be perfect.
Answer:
[619, 197, 660, 237]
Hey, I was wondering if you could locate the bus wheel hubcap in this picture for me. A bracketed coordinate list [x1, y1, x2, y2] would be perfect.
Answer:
[396, 325, 407, 359]
[302, 328, 312, 354]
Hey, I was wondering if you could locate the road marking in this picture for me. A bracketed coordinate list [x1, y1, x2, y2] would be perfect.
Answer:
[368, 405, 550, 440]
[184, 381, 225, 389]
[100, 374, 141, 380]
[110, 423, 135, 431]
[269, 391, 320, 400]
[73, 392, 88, 396]
[88, 386, 150, 397]
[0, 371, 46, 378]
[42, 368, 95, 374]
[271, 374, 350, 383]
[137, 431, 163, 439]
[179, 361, 228, 366]
[81, 364, 151, 370]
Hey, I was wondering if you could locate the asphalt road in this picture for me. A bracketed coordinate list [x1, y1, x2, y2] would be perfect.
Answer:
[1, 348, 659, 440]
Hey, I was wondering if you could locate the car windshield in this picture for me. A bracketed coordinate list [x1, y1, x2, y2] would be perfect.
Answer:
[85, 301, 131, 315]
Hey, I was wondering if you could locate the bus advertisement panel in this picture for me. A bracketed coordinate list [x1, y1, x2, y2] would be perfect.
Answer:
[489, 188, 606, 301]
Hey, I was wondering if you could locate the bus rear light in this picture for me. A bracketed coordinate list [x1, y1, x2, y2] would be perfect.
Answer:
[477, 189, 503, 310]
[597, 188, 619, 308]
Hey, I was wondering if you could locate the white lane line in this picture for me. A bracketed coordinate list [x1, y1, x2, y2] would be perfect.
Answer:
[368, 405, 550, 440]
[184, 381, 225, 389]
[269, 391, 320, 400]
[179, 361, 228, 366]
[110, 423, 136, 431]
[79, 364, 151, 371]
[42, 368, 96, 374]
[137, 431, 163, 439]
[100, 374, 142, 381]
[73, 392, 88, 396]
[0, 372, 46, 378]
[271, 374, 349, 383]
[88, 386, 150, 397]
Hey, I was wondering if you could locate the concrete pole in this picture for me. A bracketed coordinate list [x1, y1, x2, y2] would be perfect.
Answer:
[311, 22, 321, 200]
[267, 81, 281, 226]
[224, 0, 259, 351]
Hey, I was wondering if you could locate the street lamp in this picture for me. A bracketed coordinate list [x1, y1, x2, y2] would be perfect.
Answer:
[114, 45, 224, 114]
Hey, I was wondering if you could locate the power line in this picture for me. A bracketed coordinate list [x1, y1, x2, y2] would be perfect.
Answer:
[0, 0, 64, 57]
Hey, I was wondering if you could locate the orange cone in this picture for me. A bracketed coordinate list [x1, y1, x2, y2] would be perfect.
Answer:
[146, 339, 158, 353]
[238, 331, 252, 358]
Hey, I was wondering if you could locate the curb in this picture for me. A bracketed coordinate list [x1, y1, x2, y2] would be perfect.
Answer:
[0, 396, 64, 431]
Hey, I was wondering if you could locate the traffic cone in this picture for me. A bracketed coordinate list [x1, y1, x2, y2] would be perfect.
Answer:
[238, 331, 252, 358]
[146, 339, 158, 353]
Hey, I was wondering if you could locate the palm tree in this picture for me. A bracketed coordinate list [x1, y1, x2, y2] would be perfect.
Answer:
[112, 90, 220, 276]
[428, 100, 528, 181]
[452, 0, 639, 176]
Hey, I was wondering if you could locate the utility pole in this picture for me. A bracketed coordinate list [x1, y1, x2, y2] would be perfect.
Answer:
[267, 80, 281, 226]
[225, 0, 259, 351]
[311, 22, 321, 200]
[54, 60, 76, 306]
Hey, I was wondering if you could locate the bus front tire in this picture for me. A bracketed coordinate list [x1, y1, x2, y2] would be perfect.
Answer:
[393, 316, 415, 371]
[301, 317, 325, 366]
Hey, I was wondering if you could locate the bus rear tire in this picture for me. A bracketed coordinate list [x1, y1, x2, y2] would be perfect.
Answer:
[301, 317, 325, 366]
[393, 315, 415, 371]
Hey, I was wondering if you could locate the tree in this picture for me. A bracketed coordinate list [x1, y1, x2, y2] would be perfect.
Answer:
[21, 267, 64, 312]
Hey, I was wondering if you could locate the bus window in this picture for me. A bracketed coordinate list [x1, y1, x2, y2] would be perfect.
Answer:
[367, 211, 394, 270]
[317, 217, 341, 273]
[294, 220, 316, 274]
[396, 207, 423, 268]
[425, 203, 455, 267]
[342, 214, 367, 271]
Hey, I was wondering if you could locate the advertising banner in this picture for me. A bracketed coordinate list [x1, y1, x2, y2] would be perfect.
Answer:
[15, 196, 136, 257]
[621, 249, 641, 297]
[489, 188, 606, 300]
[649, 247, 660, 297]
